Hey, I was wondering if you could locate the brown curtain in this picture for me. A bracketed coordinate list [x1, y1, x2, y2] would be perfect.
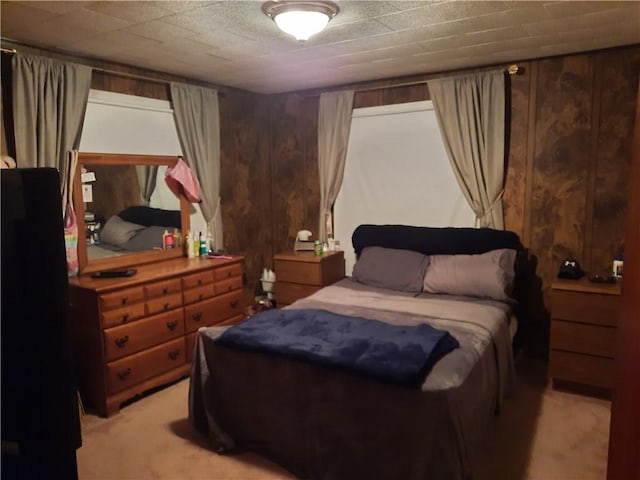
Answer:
[318, 90, 354, 242]
[427, 70, 506, 229]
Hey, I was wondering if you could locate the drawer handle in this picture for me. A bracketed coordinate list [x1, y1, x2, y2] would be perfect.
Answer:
[163, 287, 169, 294]
[168, 350, 180, 361]
[115, 336, 129, 348]
[230, 299, 239, 308]
[121, 297, 128, 305]
[121, 313, 129, 323]
[117, 368, 132, 380]
[198, 294, 203, 301]
[227, 271, 232, 277]
[163, 302, 170, 311]
[192, 312, 202, 322]
[227, 285, 232, 291]
[166, 320, 178, 331]
[198, 279, 202, 285]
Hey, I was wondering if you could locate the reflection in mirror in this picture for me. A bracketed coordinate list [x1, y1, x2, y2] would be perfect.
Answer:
[74, 153, 190, 275]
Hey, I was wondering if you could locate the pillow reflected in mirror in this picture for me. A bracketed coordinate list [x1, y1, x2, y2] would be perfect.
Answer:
[99, 215, 145, 246]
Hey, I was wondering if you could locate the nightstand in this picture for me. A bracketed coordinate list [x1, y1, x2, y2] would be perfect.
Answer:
[274, 251, 345, 306]
[549, 278, 621, 393]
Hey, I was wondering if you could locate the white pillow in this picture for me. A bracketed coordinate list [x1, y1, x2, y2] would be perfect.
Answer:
[422, 249, 517, 302]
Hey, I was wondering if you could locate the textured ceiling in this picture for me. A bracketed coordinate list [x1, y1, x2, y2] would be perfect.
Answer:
[1, 1, 639, 94]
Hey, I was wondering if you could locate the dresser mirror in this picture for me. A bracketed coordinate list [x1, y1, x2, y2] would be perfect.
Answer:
[74, 153, 190, 275]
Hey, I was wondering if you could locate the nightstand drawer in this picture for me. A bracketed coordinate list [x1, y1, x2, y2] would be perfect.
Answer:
[549, 350, 614, 389]
[551, 320, 617, 358]
[552, 290, 620, 326]
[278, 282, 320, 305]
[276, 260, 323, 285]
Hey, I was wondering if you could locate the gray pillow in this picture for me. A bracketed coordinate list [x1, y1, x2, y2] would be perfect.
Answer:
[352, 246, 430, 292]
[422, 248, 517, 302]
[99, 215, 145, 246]
[120, 226, 167, 251]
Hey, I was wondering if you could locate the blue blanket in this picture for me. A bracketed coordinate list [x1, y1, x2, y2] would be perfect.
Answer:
[215, 308, 459, 388]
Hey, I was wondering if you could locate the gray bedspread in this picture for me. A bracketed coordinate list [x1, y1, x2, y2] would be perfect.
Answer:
[189, 278, 516, 480]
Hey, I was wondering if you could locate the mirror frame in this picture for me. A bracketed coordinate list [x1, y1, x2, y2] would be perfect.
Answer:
[74, 153, 190, 275]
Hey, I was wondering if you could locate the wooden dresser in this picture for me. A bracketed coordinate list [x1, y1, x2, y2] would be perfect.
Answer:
[69, 256, 244, 417]
[274, 251, 345, 306]
[549, 278, 622, 393]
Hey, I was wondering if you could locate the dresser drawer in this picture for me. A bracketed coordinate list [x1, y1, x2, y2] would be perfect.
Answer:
[549, 350, 615, 389]
[215, 275, 243, 295]
[99, 286, 145, 311]
[551, 320, 617, 358]
[104, 309, 185, 362]
[552, 290, 620, 326]
[146, 292, 183, 315]
[183, 283, 216, 305]
[144, 278, 181, 299]
[106, 337, 186, 394]
[101, 302, 147, 329]
[182, 270, 214, 290]
[214, 263, 242, 281]
[184, 290, 243, 333]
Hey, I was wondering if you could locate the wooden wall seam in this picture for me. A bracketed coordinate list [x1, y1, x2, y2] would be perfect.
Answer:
[584, 53, 603, 273]
[523, 61, 538, 249]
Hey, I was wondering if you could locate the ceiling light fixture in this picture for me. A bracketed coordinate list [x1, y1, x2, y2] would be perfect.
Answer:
[262, 1, 339, 42]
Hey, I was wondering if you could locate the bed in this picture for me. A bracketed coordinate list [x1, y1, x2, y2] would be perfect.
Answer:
[189, 225, 525, 480]
[87, 205, 181, 259]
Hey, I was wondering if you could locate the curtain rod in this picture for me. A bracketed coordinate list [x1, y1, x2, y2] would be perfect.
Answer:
[0, 45, 227, 96]
[354, 64, 520, 94]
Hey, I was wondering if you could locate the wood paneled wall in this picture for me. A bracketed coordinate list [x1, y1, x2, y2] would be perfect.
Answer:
[2, 43, 638, 356]
[266, 46, 640, 355]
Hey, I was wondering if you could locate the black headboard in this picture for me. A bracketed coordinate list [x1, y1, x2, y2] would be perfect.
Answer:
[352, 224, 523, 257]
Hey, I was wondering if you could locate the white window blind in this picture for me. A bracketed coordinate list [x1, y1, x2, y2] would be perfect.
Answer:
[334, 100, 475, 275]
[80, 89, 182, 155]
[79, 89, 207, 235]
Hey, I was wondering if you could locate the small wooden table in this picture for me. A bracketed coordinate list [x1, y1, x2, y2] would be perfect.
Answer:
[274, 250, 345, 306]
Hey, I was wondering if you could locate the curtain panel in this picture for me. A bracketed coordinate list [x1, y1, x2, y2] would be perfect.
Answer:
[318, 90, 355, 242]
[169, 83, 222, 249]
[136, 166, 159, 206]
[12, 53, 91, 193]
[427, 70, 506, 229]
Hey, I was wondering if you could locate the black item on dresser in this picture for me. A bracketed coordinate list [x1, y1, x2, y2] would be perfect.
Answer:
[1, 168, 81, 480]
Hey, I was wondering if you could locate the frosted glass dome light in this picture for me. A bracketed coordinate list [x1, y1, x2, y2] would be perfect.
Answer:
[263, 1, 339, 42]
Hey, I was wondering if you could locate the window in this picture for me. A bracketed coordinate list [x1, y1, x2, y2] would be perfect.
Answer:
[79, 90, 207, 235]
[80, 89, 182, 155]
[334, 100, 475, 275]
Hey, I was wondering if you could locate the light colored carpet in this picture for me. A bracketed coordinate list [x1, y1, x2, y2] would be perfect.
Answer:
[77, 357, 611, 480]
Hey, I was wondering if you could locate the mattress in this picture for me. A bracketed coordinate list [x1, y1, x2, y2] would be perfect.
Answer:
[189, 278, 516, 479]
